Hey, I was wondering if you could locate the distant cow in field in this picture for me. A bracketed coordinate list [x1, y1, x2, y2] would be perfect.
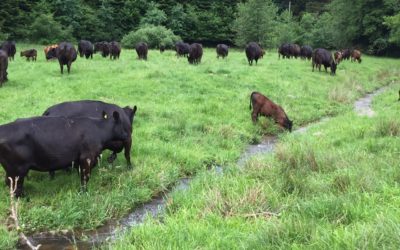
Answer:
[56, 42, 77, 74]
[249, 91, 293, 132]
[216, 44, 229, 59]
[78, 40, 94, 59]
[312, 48, 337, 75]
[0, 50, 8, 86]
[245, 42, 265, 66]
[175, 41, 190, 57]
[1, 41, 16, 61]
[341, 49, 351, 60]
[278, 43, 290, 59]
[0, 112, 128, 197]
[44, 45, 58, 60]
[289, 44, 301, 58]
[300, 45, 313, 60]
[135, 42, 148, 60]
[109, 41, 121, 60]
[160, 45, 165, 53]
[188, 43, 203, 64]
[334, 51, 343, 64]
[20, 49, 37, 61]
[94, 42, 110, 57]
[351, 49, 362, 63]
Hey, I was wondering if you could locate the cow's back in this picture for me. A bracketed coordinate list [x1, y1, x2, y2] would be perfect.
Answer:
[43, 100, 132, 133]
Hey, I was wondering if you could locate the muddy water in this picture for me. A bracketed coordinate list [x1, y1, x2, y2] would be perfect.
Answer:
[18, 87, 386, 250]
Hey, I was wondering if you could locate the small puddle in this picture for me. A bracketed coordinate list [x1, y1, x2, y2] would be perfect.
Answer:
[18, 86, 387, 249]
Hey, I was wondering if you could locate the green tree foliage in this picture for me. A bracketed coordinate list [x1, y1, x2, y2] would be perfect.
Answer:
[296, 12, 316, 46]
[384, 13, 400, 45]
[275, 10, 297, 46]
[140, 2, 167, 27]
[0, 0, 399, 55]
[121, 25, 180, 49]
[28, 14, 74, 44]
[233, 0, 279, 48]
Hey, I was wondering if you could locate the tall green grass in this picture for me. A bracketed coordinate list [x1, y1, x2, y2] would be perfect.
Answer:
[0, 44, 399, 249]
[112, 84, 400, 249]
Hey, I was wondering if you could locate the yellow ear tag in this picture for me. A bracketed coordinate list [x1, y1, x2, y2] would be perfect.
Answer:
[104, 114, 108, 119]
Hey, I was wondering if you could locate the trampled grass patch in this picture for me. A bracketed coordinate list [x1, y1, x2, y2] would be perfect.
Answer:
[0, 44, 399, 249]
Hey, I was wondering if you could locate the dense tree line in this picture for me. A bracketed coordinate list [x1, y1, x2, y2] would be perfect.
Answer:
[0, 0, 399, 55]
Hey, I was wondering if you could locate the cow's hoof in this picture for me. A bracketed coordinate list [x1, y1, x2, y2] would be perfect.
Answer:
[127, 163, 133, 169]
[107, 154, 117, 163]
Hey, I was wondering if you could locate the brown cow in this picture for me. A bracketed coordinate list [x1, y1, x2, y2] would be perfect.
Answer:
[249, 92, 293, 132]
[334, 51, 342, 64]
[20, 49, 37, 61]
[351, 49, 362, 63]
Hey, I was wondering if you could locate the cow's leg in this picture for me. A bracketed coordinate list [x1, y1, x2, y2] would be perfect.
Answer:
[324, 65, 328, 72]
[251, 109, 260, 123]
[107, 152, 117, 164]
[79, 158, 92, 193]
[124, 139, 132, 169]
[60, 64, 64, 74]
[49, 171, 55, 180]
[312, 62, 315, 72]
[67, 62, 72, 74]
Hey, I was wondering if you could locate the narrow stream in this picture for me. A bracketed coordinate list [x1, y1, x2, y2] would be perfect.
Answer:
[18, 87, 386, 250]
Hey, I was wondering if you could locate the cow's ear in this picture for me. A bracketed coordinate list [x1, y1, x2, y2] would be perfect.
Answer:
[102, 111, 108, 119]
[113, 111, 120, 122]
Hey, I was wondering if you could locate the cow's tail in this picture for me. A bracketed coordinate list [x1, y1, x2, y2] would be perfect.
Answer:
[249, 92, 256, 110]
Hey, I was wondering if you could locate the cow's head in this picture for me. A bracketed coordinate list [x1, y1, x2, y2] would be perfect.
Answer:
[284, 118, 293, 132]
[109, 111, 129, 141]
[123, 105, 137, 125]
[331, 61, 337, 75]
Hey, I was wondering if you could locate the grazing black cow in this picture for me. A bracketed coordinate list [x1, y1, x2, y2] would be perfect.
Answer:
[109, 41, 121, 60]
[135, 42, 148, 60]
[175, 41, 190, 57]
[94, 42, 110, 57]
[289, 44, 301, 58]
[245, 42, 265, 66]
[56, 42, 77, 74]
[1, 41, 16, 61]
[78, 40, 94, 59]
[0, 112, 128, 197]
[43, 100, 137, 169]
[278, 43, 290, 59]
[341, 49, 351, 60]
[159, 45, 165, 53]
[0, 50, 8, 86]
[300, 45, 313, 60]
[216, 44, 229, 59]
[20, 49, 37, 61]
[188, 43, 203, 64]
[312, 48, 337, 75]
[249, 92, 293, 132]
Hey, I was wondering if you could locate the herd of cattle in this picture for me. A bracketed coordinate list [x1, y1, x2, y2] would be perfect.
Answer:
[0, 39, 365, 196]
[0, 40, 364, 85]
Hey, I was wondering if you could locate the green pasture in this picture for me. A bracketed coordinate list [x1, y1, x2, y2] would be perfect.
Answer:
[0, 44, 399, 249]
